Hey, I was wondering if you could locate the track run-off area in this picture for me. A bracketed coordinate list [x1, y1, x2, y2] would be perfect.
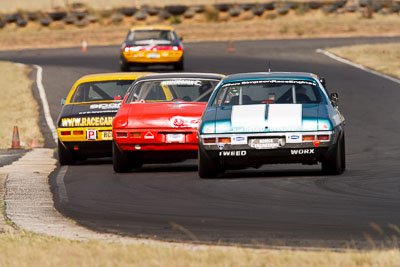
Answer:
[1, 37, 400, 249]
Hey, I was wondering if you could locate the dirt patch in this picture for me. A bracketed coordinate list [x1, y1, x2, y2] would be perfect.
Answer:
[0, 62, 44, 149]
[327, 43, 400, 79]
[0, 11, 399, 51]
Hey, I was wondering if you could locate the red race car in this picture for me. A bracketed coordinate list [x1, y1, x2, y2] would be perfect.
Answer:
[112, 73, 224, 172]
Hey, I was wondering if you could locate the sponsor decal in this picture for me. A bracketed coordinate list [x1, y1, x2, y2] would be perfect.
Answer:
[90, 103, 121, 110]
[286, 134, 302, 144]
[222, 79, 316, 87]
[312, 141, 320, 147]
[61, 116, 113, 127]
[170, 116, 200, 128]
[86, 129, 97, 140]
[249, 138, 285, 149]
[78, 110, 116, 115]
[135, 145, 141, 150]
[218, 144, 225, 150]
[161, 80, 202, 86]
[290, 149, 315, 155]
[231, 136, 247, 145]
[144, 131, 154, 139]
[219, 150, 247, 156]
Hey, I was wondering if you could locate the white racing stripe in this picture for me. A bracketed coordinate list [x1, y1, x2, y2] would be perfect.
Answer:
[316, 49, 400, 85]
[34, 64, 58, 143]
[231, 104, 266, 129]
[267, 104, 302, 131]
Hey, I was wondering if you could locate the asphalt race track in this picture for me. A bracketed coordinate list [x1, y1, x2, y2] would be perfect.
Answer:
[1, 37, 400, 248]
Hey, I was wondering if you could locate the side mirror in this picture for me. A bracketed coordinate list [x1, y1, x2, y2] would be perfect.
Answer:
[61, 98, 66, 105]
[330, 92, 338, 106]
[320, 77, 326, 88]
[180, 36, 184, 41]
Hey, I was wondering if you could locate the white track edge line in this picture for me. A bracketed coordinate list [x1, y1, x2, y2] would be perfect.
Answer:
[316, 49, 400, 85]
[33, 64, 58, 143]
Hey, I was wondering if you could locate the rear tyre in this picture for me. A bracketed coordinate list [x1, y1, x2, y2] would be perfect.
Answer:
[119, 57, 130, 72]
[58, 140, 75, 165]
[198, 147, 220, 178]
[173, 57, 184, 71]
[112, 140, 131, 173]
[321, 133, 345, 175]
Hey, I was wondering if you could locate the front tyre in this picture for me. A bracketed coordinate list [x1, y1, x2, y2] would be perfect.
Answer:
[112, 140, 131, 173]
[198, 147, 220, 178]
[58, 140, 75, 165]
[321, 133, 345, 175]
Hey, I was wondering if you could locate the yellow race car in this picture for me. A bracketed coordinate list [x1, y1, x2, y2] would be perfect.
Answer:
[57, 72, 152, 165]
[120, 26, 184, 71]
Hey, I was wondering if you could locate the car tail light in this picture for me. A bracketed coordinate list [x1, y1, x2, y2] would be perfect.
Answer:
[203, 138, 216, 144]
[73, 145, 79, 151]
[302, 135, 315, 141]
[116, 132, 128, 138]
[60, 131, 71, 136]
[73, 131, 83, 135]
[130, 132, 141, 138]
[218, 137, 231, 143]
[151, 46, 182, 51]
[317, 135, 330, 141]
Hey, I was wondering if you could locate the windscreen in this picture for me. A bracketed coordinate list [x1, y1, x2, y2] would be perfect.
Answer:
[127, 30, 177, 45]
[70, 80, 134, 103]
[213, 80, 323, 106]
[126, 79, 219, 103]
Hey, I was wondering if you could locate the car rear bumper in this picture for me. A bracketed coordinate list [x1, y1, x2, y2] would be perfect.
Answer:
[114, 128, 198, 152]
[122, 51, 183, 63]
[199, 130, 337, 166]
[58, 127, 113, 142]
[61, 140, 112, 157]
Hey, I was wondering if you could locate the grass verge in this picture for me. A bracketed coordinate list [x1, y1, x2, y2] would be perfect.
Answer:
[0, 61, 44, 149]
[326, 43, 400, 79]
[0, 231, 399, 267]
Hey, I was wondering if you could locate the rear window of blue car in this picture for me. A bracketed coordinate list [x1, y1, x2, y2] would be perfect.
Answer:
[212, 80, 323, 106]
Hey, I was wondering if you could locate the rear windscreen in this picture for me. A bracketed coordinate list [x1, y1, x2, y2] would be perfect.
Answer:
[126, 79, 219, 103]
[126, 30, 178, 45]
[70, 80, 134, 103]
[213, 80, 323, 106]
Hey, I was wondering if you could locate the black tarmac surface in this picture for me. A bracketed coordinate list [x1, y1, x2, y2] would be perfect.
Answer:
[1, 36, 400, 248]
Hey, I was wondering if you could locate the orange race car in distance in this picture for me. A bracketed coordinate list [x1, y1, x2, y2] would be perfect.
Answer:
[120, 26, 184, 71]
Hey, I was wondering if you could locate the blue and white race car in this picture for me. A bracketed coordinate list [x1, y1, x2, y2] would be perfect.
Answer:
[197, 72, 346, 178]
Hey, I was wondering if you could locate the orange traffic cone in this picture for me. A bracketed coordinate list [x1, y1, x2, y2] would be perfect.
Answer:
[30, 136, 38, 148]
[81, 40, 88, 52]
[226, 39, 236, 52]
[11, 126, 21, 149]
